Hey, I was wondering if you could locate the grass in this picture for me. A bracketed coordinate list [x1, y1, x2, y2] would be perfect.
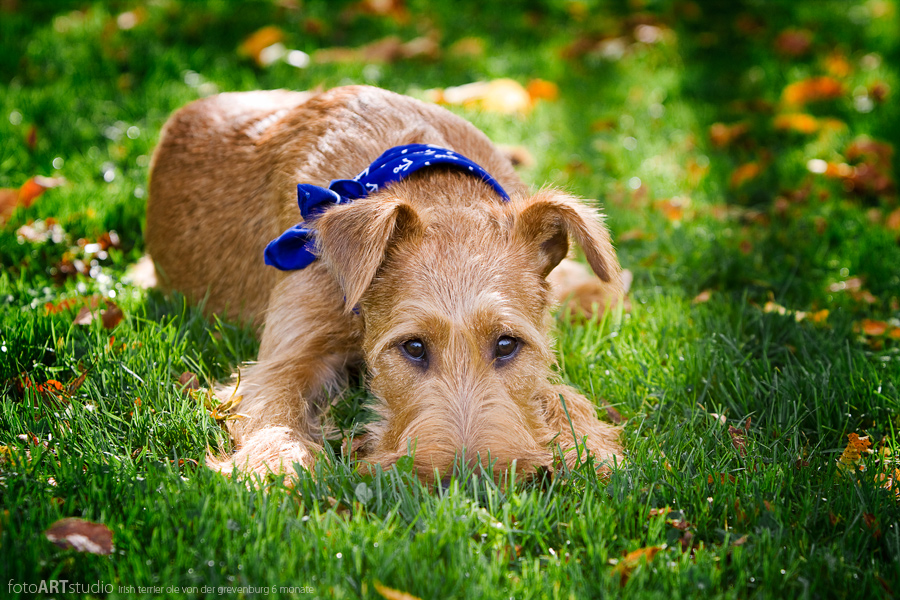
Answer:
[2, 0, 899, 598]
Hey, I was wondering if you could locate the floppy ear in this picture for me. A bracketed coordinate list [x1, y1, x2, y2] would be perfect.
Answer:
[313, 197, 422, 311]
[515, 189, 621, 285]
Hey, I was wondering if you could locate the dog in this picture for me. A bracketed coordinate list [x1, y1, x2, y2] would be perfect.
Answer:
[147, 85, 623, 483]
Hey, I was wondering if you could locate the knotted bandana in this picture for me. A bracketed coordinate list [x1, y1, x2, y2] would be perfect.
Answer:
[264, 144, 511, 271]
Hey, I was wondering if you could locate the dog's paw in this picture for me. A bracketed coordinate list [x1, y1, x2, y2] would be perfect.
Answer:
[206, 426, 320, 480]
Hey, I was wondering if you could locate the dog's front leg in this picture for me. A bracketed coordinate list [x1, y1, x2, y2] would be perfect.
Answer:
[208, 265, 362, 478]
[543, 384, 622, 472]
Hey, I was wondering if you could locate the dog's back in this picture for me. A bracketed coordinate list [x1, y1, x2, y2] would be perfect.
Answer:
[147, 86, 524, 323]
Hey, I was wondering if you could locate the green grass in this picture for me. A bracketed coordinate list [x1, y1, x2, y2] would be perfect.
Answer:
[2, 1, 900, 598]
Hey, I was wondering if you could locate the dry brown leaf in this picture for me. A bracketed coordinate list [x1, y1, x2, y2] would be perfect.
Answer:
[774, 29, 812, 57]
[45, 518, 113, 555]
[373, 582, 422, 600]
[101, 302, 124, 329]
[179, 372, 200, 391]
[729, 426, 747, 456]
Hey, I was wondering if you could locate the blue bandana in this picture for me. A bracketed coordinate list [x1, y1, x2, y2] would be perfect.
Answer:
[264, 144, 511, 271]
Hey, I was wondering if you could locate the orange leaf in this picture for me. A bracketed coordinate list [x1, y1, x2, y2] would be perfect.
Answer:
[838, 433, 872, 472]
[526, 79, 559, 102]
[730, 162, 762, 188]
[782, 77, 844, 106]
[773, 113, 820, 134]
[238, 26, 285, 65]
[709, 122, 749, 148]
[859, 319, 889, 336]
[885, 208, 900, 232]
[692, 290, 713, 304]
[824, 52, 852, 78]
[613, 546, 663, 586]
[45, 518, 113, 555]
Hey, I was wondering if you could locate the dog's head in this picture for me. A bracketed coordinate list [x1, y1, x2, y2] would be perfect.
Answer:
[313, 170, 621, 481]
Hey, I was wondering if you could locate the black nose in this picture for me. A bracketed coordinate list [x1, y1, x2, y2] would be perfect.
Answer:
[440, 476, 452, 491]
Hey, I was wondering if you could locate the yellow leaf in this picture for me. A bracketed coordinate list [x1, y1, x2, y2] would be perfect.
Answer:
[773, 113, 820, 134]
[838, 433, 873, 472]
[374, 582, 423, 600]
[238, 26, 285, 66]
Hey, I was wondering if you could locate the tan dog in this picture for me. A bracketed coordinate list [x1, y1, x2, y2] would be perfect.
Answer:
[147, 85, 622, 482]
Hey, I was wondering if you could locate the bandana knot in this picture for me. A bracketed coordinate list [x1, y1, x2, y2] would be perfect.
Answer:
[264, 144, 510, 271]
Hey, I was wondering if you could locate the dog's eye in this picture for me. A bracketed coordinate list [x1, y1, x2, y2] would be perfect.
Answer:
[400, 338, 427, 362]
[495, 336, 520, 360]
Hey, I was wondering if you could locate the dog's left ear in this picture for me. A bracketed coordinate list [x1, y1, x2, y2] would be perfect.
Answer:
[314, 196, 422, 311]
[514, 189, 621, 285]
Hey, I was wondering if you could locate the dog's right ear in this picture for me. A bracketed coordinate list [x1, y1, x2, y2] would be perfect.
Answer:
[513, 188, 621, 287]
[314, 197, 422, 311]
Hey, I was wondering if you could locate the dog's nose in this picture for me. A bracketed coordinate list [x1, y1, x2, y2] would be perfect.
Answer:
[440, 476, 452, 491]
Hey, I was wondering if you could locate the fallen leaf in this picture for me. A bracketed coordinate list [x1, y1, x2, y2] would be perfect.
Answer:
[0, 176, 66, 225]
[374, 582, 422, 600]
[74, 306, 95, 326]
[774, 29, 812, 57]
[178, 372, 200, 391]
[729, 425, 747, 456]
[709, 122, 749, 148]
[448, 36, 485, 58]
[858, 319, 889, 336]
[838, 433, 873, 472]
[101, 302, 124, 329]
[613, 546, 663, 586]
[692, 290, 713, 304]
[429, 78, 555, 115]
[656, 197, 690, 221]
[824, 52, 852, 78]
[526, 79, 559, 102]
[603, 402, 624, 424]
[773, 113, 820, 134]
[238, 26, 285, 66]
[730, 162, 762, 188]
[124, 254, 158, 289]
[44, 518, 113, 555]
[886, 208, 900, 231]
[782, 77, 844, 106]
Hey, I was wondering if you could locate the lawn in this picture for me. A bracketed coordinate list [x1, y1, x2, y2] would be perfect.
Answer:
[2, 1, 899, 598]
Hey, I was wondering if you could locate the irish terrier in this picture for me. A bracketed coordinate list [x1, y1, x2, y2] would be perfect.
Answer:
[147, 85, 623, 482]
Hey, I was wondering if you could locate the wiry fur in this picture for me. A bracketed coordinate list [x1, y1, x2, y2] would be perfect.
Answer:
[147, 85, 623, 482]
